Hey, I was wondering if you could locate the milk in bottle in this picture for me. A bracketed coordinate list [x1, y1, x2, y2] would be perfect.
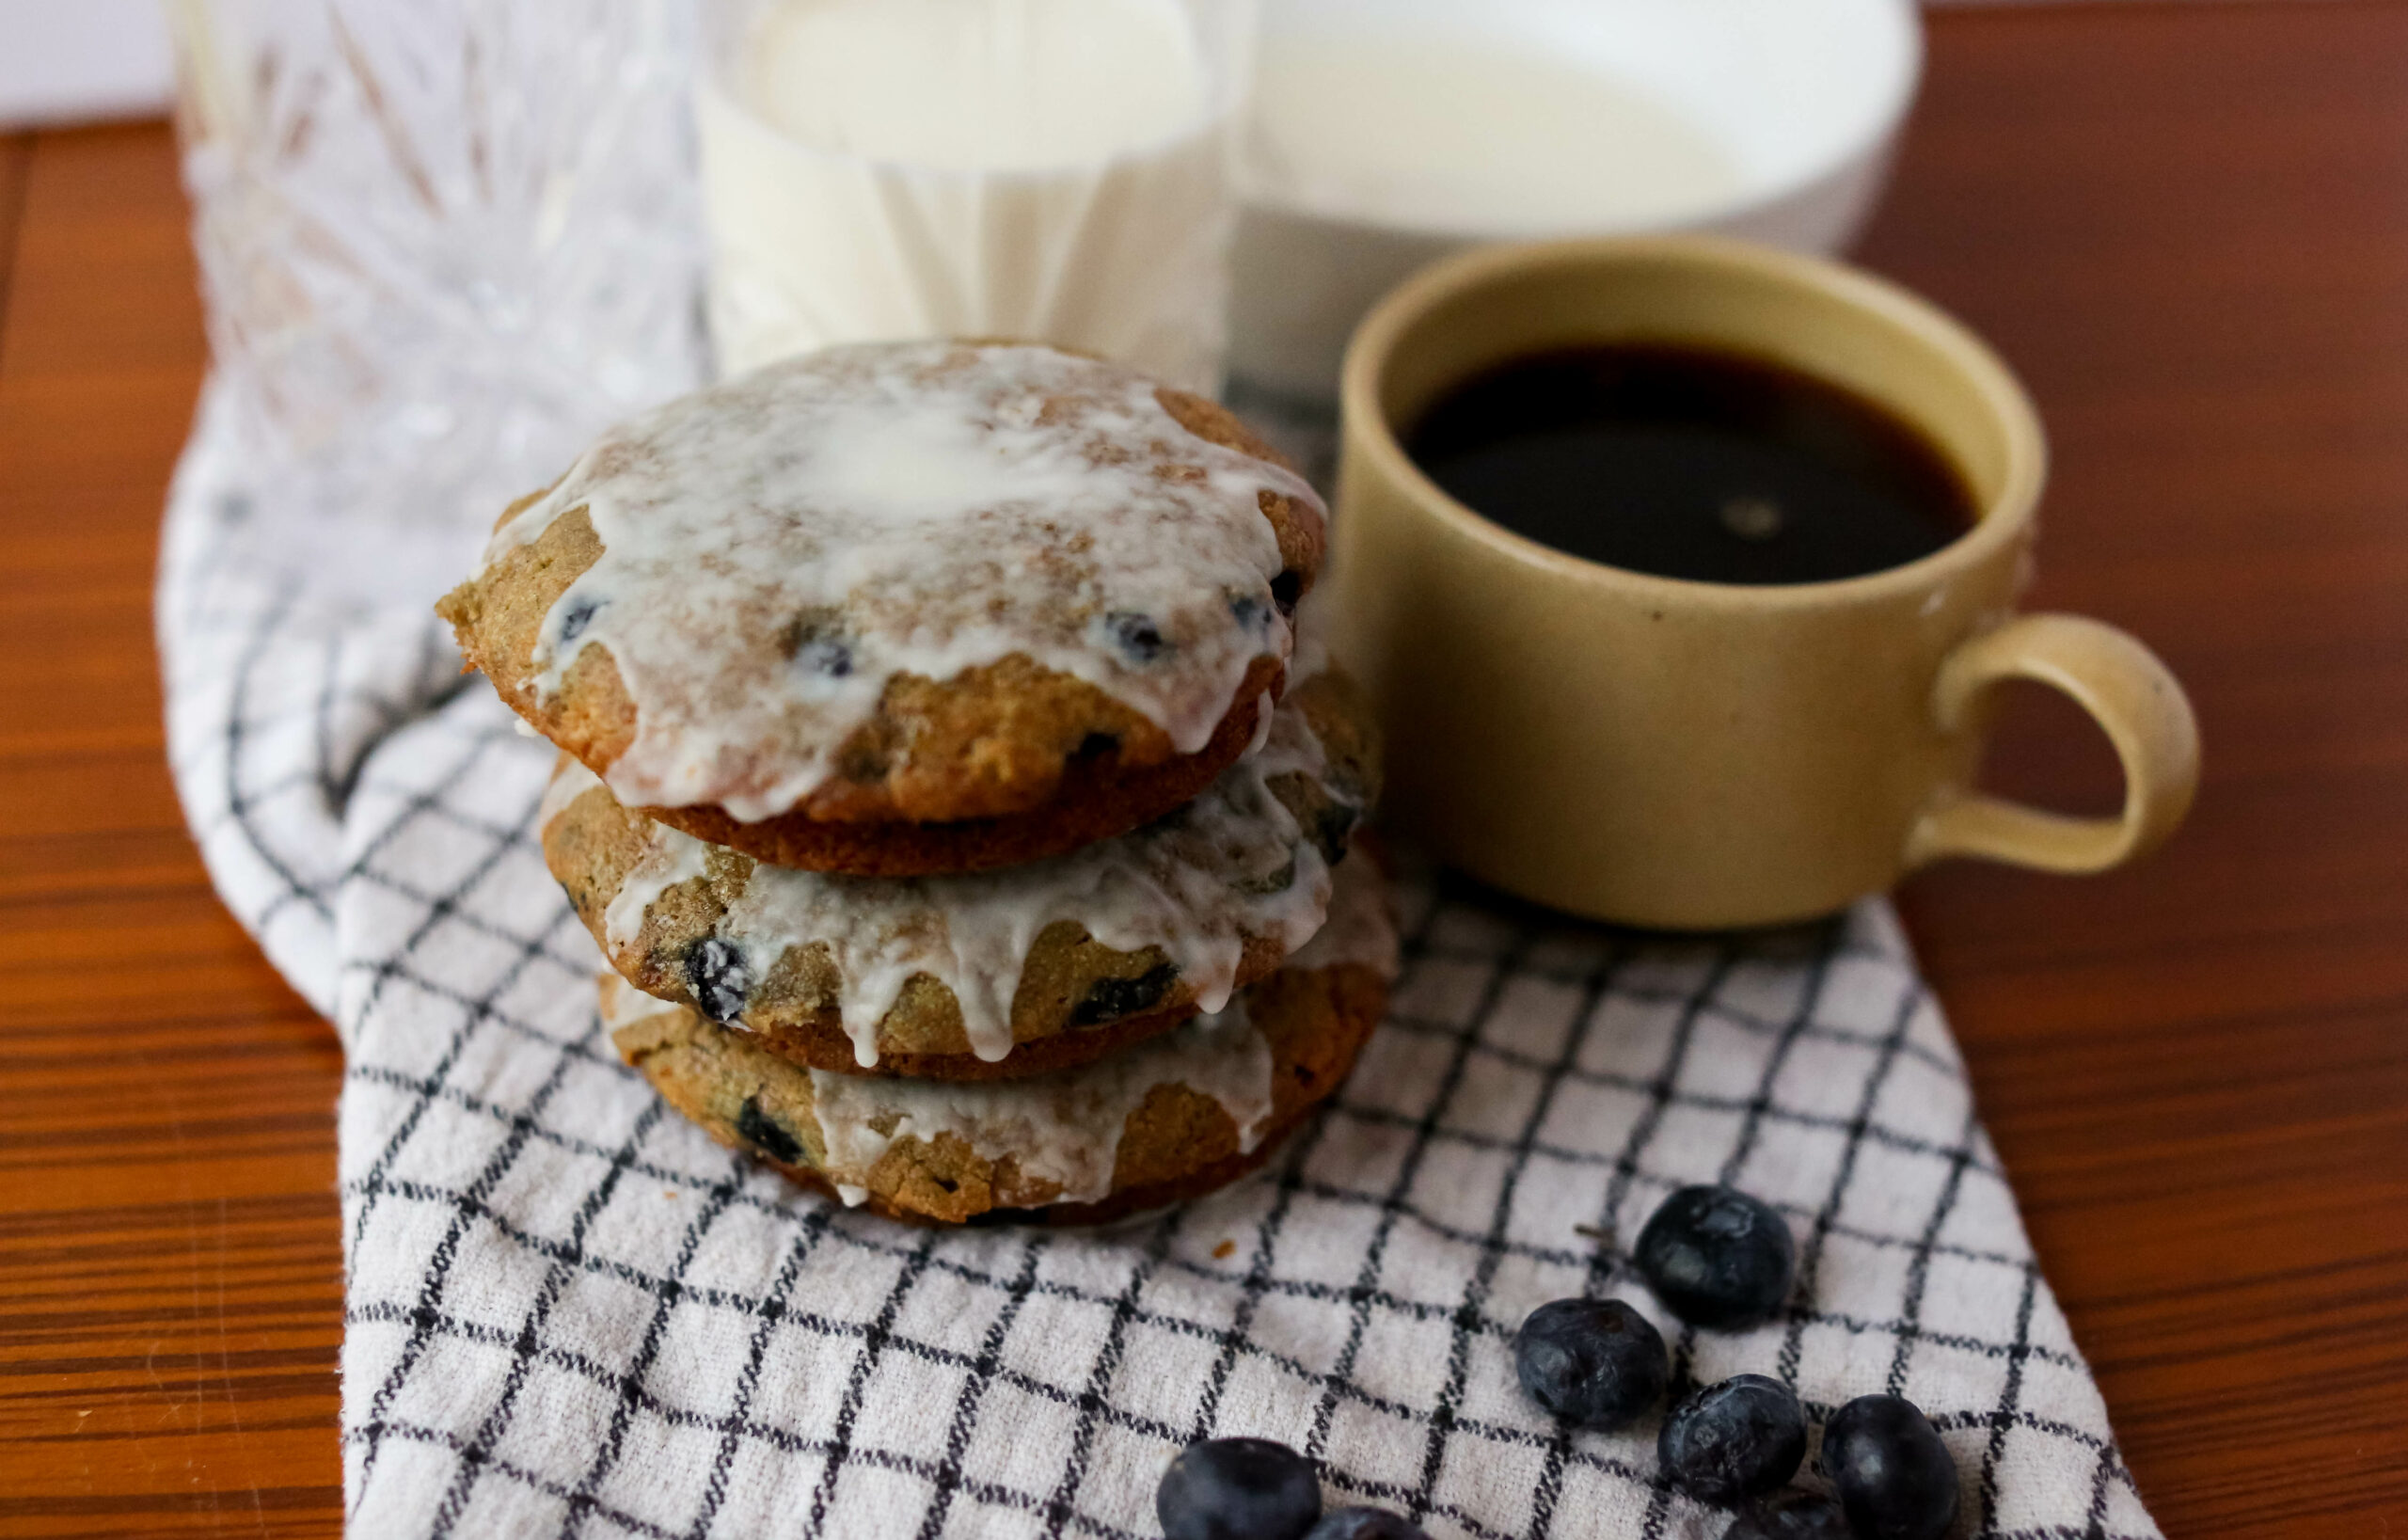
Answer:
[698, 0, 1244, 392]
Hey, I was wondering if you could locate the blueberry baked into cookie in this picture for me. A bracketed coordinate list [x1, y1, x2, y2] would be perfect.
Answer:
[440, 338, 1390, 1224]
[437, 340, 1326, 876]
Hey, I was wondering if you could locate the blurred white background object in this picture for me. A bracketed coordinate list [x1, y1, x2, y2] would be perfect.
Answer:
[167, 0, 706, 606]
[1229, 0, 1924, 400]
[0, 0, 174, 128]
[697, 0, 1256, 393]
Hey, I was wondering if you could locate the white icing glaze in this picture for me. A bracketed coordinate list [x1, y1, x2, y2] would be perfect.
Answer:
[560, 688, 1353, 1067]
[1244, 690, 1276, 754]
[594, 850, 1391, 1214]
[605, 835, 713, 953]
[808, 991, 1275, 1207]
[598, 957, 1258, 1210]
[483, 341, 1321, 821]
[537, 754, 604, 832]
[1287, 583, 1333, 686]
[1284, 845, 1400, 980]
[549, 757, 725, 951]
[604, 968, 1258, 1213]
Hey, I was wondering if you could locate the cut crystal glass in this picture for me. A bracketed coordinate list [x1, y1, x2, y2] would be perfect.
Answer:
[167, 0, 705, 603]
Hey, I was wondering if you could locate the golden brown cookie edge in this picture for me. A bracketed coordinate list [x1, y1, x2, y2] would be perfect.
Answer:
[610, 957, 1386, 1226]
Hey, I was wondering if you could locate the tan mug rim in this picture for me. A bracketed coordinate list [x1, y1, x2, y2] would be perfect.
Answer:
[1339, 233, 2050, 611]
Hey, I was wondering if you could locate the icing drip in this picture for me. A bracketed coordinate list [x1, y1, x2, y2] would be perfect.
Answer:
[1284, 847, 1400, 980]
[808, 992, 1275, 1207]
[1286, 583, 1333, 687]
[559, 689, 1350, 1066]
[591, 779, 714, 946]
[537, 754, 603, 831]
[1244, 690, 1276, 754]
[483, 341, 1323, 820]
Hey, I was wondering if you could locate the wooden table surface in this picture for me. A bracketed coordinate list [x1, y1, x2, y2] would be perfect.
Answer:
[3, 5, 2403, 1535]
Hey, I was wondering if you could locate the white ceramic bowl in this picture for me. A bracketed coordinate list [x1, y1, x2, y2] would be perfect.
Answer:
[1228, 0, 1924, 400]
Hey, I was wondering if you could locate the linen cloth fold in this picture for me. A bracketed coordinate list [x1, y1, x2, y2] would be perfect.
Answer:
[159, 389, 2159, 1539]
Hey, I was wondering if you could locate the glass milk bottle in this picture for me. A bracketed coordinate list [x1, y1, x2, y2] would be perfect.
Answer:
[696, 0, 1255, 393]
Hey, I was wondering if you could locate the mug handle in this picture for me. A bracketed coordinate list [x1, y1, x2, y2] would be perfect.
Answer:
[1906, 614, 2200, 874]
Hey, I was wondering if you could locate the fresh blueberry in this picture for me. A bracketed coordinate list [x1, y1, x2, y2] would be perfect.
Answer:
[1725, 1489, 1852, 1540]
[1634, 1185, 1797, 1330]
[1270, 568, 1305, 614]
[1657, 1374, 1807, 1503]
[685, 937, 751, 1023]
[1157, 1437, 1322, 1540]
[1104, 611, 1171, 664]
[1821, 1394, 1961, 1540]
[1512, 1298, 1668, 1430]
[1303, 1507, 1431, 1540]
[735, 1096, 804, 1166]
[556, 596, 600, 643]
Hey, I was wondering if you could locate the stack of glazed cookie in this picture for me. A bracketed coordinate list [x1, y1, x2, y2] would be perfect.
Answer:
[436, 340, 1396, 1225]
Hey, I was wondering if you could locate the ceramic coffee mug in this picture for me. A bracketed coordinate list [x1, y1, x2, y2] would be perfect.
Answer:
[1327, 235, 2199, 928]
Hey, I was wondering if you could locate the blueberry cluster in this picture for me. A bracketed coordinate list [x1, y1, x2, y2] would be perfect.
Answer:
[1504, 1184, 1962, 1540]
[1153, 1184, 1962, 1540]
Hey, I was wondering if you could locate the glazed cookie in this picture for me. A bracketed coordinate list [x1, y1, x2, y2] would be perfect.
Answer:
[546, 669, 1382, 1077]
[604, 854, 1398, 1225]
[438, 340, 1325, 874]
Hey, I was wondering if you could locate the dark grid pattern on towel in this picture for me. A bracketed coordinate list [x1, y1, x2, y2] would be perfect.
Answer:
[157, 393, 2159, 1538]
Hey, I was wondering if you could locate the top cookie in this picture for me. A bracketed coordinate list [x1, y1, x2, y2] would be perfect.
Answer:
[437, 341, 1325, 871]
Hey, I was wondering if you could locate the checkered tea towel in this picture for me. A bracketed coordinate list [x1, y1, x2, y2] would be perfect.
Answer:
[158, 386, 2159, 1540]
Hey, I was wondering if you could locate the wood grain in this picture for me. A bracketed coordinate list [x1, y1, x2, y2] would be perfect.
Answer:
[1, 6, 2404, 1535]
[0, 124, 343, 1537]
[1869, 7, 2408, 1534]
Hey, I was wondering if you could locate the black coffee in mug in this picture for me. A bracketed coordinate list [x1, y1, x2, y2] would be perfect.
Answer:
[1403, 342, 1977, 585]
